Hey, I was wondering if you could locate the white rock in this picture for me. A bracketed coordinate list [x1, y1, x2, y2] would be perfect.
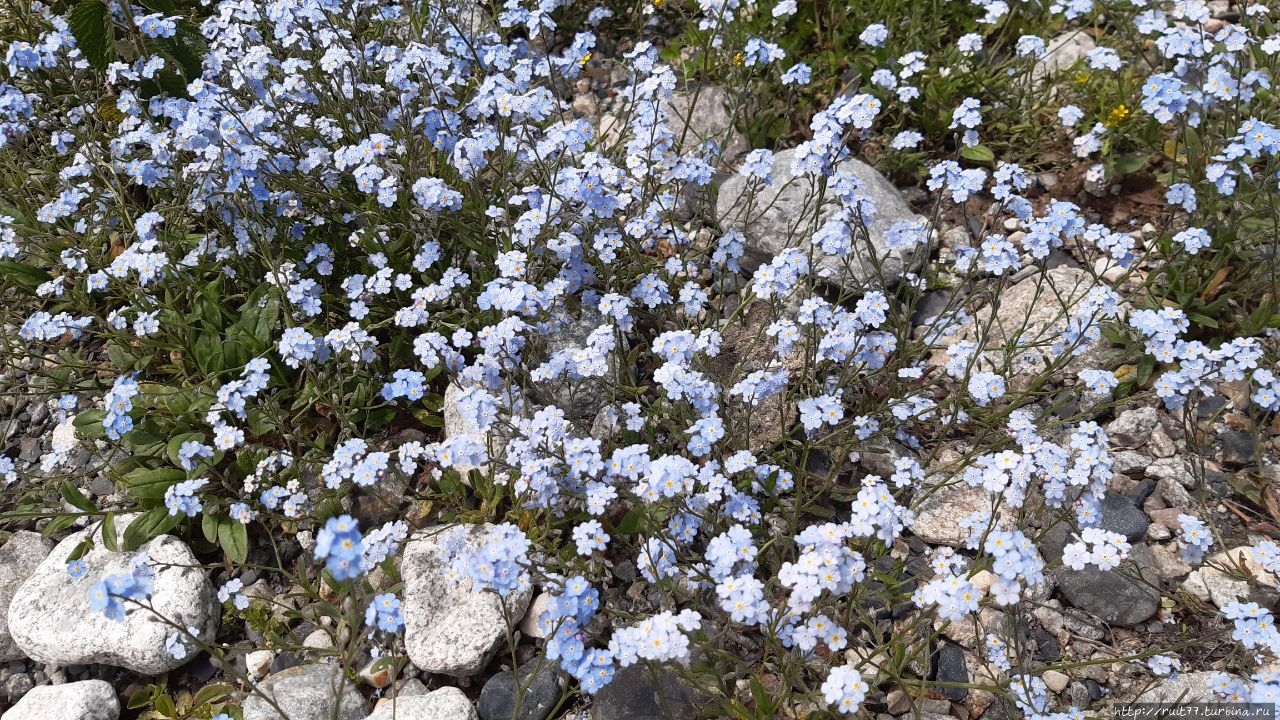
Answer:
[1, 680, 119, 720]
[1211, 546, 1278, 588]
[909, 482, 1014, 547]
[365, 687, 478, 720]
[534, 307, 614, 420]
[242, 663, 366, 720]
[246, 650, 274, 679]
[1106, 407, 1158, 448]
[1146, 457, 1197, 488]
[1032, 31, 1096, 84]
[716, 148, 924, 294]
[1137, 672, 1237, 704]
[442, 384, 524, 480]
[934, 267, 1119, 376]
[443, 383, 494, 481]
[662, 85, 749, 165]
[8, 525, 216, 674]
[303, 629, 334, 650]
[1042, 670, 1070, 693]
[402, 524, 532, 676]
[1182, 546, 1278, 609]
[519, 591, 552, 639]
[1092, 257, 1126, 284]
[0, 531, 53, 662]
[1148, 424, 1177, 458]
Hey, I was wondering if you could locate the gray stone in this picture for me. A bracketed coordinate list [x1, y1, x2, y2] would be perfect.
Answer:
[246, 650, 274, 679]
[242, 663, 366, 720]
[1106, 408, 1158, 448]
[704, 301, 803, 454]
[402, 524, 532, 677]
[8, 526, 216, 674]
[1032, 31, 1097, 84]
[716, 148, 923, 294]
[1043, 670, 1070, 693]
[910, 483, 1013, 547]
[662, 85, 749, 165]
[443, 383, 497, 481]
[533, 307, 615, 420]
[591, 664, 698, 720]
[931, 641, 968, 702]
[1099, 494, 1149, 543]
[425, 1, 491, 37]
[1041, 524, 1160, 627]
[1136, 672, 1237, 704]
[0, 532, 52, 662]
[478, 663, 563, 720]
[938, 267, 1118, 375]
[1220, 430, 1256, 468]
[1, 679, 119, 720]
[3, 672, 33, 702]
[1145, 458, 1197, 489]
[366, 687, 478, 720]
[519, 592, 552, 639]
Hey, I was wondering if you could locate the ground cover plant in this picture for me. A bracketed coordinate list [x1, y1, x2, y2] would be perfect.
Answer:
[0, 0, 1279, 719]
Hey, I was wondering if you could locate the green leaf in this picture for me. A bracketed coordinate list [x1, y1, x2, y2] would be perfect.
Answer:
[68, 0, 113, 70]
[1101, 325, 1131, 346]
[1112, 152, 1149, 176]
[413, 409, 443, 427]
[191, 683, 235, 708]
[106, 342, 140, 370]
[42, 515, 79, 538]
[0, 261, 52, 289]
[60, 482, 97, 513]
[1189, 312, 1219, 329]
[123, 467, 185, 501]
[193, 333, 225, 375]
[154, 693, 177, 718]
[218, 519, 249, 565]
[1136, 355, 1156, 386]
[1183, 125, 1204, 167]
[960, 144, 995, 163]
[127, 688, 153, 710]
[238, 293, 281, 349]
[123, 507, 182, 550]
[74, 409, 108, 437]
[614, 509, 646, 535]
[201, 512, 222, 545]
[102, 513, 118, 551]
[66, 537, 94, 562]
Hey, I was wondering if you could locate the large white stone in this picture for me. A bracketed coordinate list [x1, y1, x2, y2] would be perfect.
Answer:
[909, 482, 1014, 547]
[402, 524, 532, 676]
[933, 266, 1118, 375]
[242, 663, 367, 720]
[717, 148, 924, 293]
[1136, 672, 1239, 704]
[8, 524, 216, 674]
[663, 85, 749, 164]
[1031, 31, 1097, 84]
[366, 687, 478, 720]
[1, 679, 119, 720]
[0, 531, 53, 661]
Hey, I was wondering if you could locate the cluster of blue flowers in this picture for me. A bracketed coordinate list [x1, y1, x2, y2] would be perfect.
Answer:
[314, 515, 365, 582]
[102, 375, 140, 441]
[88, 556, 155, 622]
[364, 593, 405, 634]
